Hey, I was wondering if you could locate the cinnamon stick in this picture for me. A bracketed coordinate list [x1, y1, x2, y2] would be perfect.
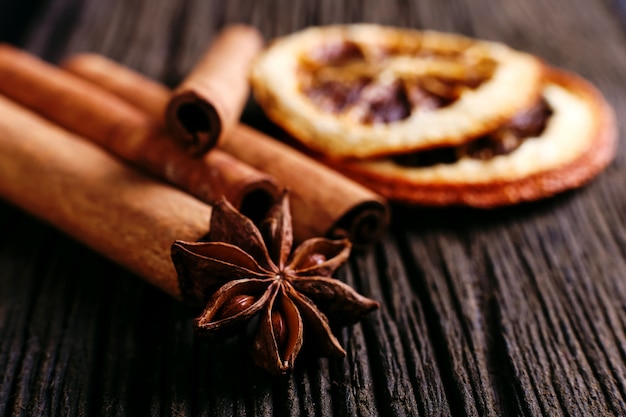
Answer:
[0, 44, 281, 221]
[166, 24, 264, 155]
[225, 125, 390, 245]
[62, 53, 390, 247]
[0, 94, 211, 298]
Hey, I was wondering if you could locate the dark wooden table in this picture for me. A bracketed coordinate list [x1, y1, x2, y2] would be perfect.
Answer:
[1, 0, 625, 415]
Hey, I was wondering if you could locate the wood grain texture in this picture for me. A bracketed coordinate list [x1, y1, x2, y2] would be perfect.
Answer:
[0, 0, 625, 415]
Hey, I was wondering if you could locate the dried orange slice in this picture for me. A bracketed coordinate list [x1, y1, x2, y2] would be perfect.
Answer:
[251, 24, 544, 159]
[324, 68, 617, 207]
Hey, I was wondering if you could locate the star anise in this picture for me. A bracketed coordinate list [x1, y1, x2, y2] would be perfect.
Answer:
[171, 191, 379, 374]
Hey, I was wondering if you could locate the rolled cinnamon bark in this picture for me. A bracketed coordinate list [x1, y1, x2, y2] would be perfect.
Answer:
[166, 24, 264, 155]
[0, 94, 211, 298]
[224, 126, 390, 245]
[0, 44, 281, 220]
[62, 53, 391, 247]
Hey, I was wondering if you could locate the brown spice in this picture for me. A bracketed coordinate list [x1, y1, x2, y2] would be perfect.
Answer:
[166, 24, 264, 155]
[172, 193, 379, 374]
[0, 94, 211, 298]
[0, 84, 379, 376]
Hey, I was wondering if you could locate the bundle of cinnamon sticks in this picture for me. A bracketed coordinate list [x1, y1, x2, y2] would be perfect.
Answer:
[0, 25, 389, 300]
